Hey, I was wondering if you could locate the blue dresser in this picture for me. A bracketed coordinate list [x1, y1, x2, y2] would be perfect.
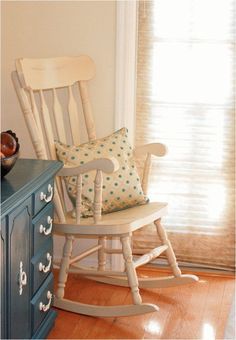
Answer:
[1, 159, 62, 339]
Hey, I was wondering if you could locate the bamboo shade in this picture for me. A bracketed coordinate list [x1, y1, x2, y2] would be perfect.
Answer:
[134, 0, 235, 270]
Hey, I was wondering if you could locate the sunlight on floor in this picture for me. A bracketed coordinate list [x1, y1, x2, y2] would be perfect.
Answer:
[202, 322, 215, 340]
[144, 320, 162, 336]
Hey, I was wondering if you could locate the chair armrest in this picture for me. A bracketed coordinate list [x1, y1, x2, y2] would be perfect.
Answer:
[134, 143, 167, 196]
[57, 157, 119, 177]
[134, 143, 167, 157]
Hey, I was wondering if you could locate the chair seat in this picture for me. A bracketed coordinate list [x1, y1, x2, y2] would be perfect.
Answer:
[54, 202, 168, 236]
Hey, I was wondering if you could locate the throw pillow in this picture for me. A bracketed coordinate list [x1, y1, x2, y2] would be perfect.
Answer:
[55, 127, 148, 217]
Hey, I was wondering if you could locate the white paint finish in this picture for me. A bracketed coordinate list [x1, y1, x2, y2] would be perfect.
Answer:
[155, 219, 182, 277]
[57, 235, 74, 299]
[68, 85, 81, 145]
[133, 245, 168, 269]
[52, 88, 67, 145]
[58, 157, 119, 177]
[79, 81, 97, 141]
[53, 202, 169, 236]
[54, 297, 159, 318]
[75, 174, 83, 224]
[93, 170, 103, 224]
[86, 274, 199, 289]
[121, 235, 142, 305]
[18, 56, 95, 90]
[14, 55, 198, 317]
[134, 143, 168, 157]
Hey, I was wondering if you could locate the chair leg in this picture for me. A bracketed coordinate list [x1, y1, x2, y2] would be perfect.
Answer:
[56, 235, 74, 299]
[120, 234, 142, 305]
[154, 218, 182, 277]
[98, 236, 106, 271]
[54, 234, 159, 317]
[86, 222, 198, 289]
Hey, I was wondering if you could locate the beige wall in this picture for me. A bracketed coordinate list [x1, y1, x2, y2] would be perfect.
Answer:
[1, 0, 117, 263]
[1, 0, 116, 157]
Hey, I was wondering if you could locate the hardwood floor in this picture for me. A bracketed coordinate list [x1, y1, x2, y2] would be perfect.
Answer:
[48, 267, 235, 339]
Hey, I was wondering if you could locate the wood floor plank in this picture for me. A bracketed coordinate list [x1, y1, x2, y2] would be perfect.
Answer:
[215, 278, 235, 339]
[48, 268, 235, 340]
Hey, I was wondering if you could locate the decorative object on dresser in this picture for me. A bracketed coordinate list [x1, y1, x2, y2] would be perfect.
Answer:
[1, 130, 20, 177]
[12, 55, 198, 318]
[1, 158, 62, 339]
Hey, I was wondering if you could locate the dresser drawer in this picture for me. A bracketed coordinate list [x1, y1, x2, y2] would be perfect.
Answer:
[32, 203, 54, 255]
[31, 273, 54, 334]
[33, 179, 54, 216]
[31, 239, 53, 294]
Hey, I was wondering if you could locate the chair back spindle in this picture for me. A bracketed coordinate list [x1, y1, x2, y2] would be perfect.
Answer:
[39, 90, 58, 160]
[29, 89, 46, 149]
[68, 85, 80, 145]
[52, 88, 67, 145]
[76, 174, 83, 224]
[94, 170, 103, 223]
[79, 81, 97, 140]
[142, 153, 152, 196]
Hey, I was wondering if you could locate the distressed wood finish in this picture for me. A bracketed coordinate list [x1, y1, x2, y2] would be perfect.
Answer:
[142, 153, 152, 195]
[75, 174, 83, 224]
[12, 72, 65, 223]
[133, 245, 168, 269]
[68, 85, 80, 145]
[79, 81, 96, 140]
[134, 143, 167, 195]
[98, 237, 107, 271]
[69, 245, 102, 265]
[121, 235, 142, 305]
[52, 88, 67, 144]
[155, 218, 182, 277]
[134, 143, 167, 158]
[13, 55, 198, 318]
[29, 89, 45, 148]
[94, 170, 103, 223]
[39, 90, 56, 160]
[15, 55, 96, 90]
[57, 236, 74, 299]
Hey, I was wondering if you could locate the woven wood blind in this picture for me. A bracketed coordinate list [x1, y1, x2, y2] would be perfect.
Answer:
[134, 0, 235, 270]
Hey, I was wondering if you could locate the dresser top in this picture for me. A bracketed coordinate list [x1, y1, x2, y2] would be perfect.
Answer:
[1, 158, 62, 215]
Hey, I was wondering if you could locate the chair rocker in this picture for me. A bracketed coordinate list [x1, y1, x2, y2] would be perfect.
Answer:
[13, 55, 198, 318]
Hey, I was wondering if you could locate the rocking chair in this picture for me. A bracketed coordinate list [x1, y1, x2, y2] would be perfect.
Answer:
[13, 55, 198, 317]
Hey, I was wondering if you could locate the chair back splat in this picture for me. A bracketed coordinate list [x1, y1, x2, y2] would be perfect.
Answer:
[13, 55, 198, 318]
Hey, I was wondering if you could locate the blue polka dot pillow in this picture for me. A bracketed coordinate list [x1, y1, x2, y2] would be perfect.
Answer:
[55, 127, 148, 217]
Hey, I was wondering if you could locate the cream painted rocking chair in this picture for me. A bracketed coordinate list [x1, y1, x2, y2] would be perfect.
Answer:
[13, 55, 198, 318]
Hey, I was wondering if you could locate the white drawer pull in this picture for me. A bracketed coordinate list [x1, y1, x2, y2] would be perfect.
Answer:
[19, 261, 27, 295]
[39, 290, 52, 312]
[39, 253, 52, 273]
[40, 184, 53, 203]
[39, 216, 53, 235]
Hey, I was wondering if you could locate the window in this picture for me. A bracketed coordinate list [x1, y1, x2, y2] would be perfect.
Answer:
[135, 0, 235, 270]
